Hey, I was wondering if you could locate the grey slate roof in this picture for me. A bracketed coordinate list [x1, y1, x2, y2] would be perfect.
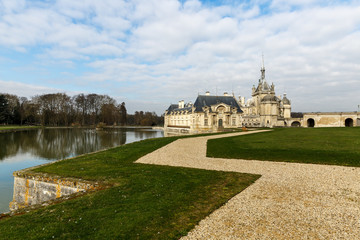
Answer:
[193, 95, 242, 113]
[166, 104, 179, 112]
[166, 95, 243, 114]
[291, 112, 303, 118]
[165, 104, 192, 115]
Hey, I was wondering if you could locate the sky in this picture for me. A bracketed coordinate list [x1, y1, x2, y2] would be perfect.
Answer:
[0, 0, 360, 114]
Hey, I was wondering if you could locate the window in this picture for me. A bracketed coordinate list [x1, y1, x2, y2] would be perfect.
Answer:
[204, 118, 208, 126]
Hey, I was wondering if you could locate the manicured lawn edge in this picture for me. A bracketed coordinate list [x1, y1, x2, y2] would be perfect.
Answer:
[0, 132, 260, 240]
[207, 127, 360, 167]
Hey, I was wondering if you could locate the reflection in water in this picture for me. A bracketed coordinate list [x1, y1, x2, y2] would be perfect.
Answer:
[0, 129, 127, 161]
[0, 128, 164, 161]
[0, 127, 163, 213]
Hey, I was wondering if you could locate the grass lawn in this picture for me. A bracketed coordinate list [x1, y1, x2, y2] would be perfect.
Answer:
[0, 125, 40, 131]
[208, 127, 360, 167]
[0, 136, 259, 239]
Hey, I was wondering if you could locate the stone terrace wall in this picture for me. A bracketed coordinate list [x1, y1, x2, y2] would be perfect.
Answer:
[302, 112, 359, 127]
[9, 171, 102, 211]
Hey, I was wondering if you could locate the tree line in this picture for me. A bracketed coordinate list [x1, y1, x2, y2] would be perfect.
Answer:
[0, 93, 163, 127]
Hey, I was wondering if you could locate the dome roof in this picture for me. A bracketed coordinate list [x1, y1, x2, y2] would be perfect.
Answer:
[255, 80, 271, 92]
[262, 81, 270, 91]
[261, 94, 278, 102]
[282, 96, 290, 105]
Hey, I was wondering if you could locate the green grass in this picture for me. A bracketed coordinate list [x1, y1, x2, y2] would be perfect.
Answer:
[0, 136, 259, 239]
[0, 125, 41, 131]
[207, 128, 360, 167]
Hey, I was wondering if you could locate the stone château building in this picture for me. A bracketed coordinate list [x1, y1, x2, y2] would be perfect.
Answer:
[239, 63, 291, 128]
[165, 93, 243, 133]
[164, 63, 359, 133]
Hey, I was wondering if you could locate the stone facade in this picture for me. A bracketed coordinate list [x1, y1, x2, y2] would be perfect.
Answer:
[164, 64, 359, 133]
[164, 93, 243, 133]
[289, 112, 360, 128]
[239, 64, 291, 128]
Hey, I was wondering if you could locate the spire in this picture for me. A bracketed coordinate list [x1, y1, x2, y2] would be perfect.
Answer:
[260, 53, 265, 81]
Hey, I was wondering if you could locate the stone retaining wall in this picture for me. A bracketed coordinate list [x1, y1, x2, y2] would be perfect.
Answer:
[9, 171, 102, 211]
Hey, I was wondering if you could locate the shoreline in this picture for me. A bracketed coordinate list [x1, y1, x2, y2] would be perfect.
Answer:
[0, 132, 258, 239]
[0, 125, 163, 133]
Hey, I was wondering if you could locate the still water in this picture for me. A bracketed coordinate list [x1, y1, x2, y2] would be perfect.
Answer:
[0, 127, 164, 213]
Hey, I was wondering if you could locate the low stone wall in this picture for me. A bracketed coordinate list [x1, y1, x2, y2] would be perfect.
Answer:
[302, 112, 359, 127]
[9, 171, 102, 211]
[165, 126, 191, 134]
[287, 112, 360, 128]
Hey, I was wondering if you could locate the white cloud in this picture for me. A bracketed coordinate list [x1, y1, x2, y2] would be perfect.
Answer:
[0, 0, 359, 114]
[0, 80, 66, 98]
[0, 0, 26, 14]
[183, 0, 202, 12]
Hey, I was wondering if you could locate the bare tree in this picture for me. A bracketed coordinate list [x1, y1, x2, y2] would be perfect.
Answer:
[0, 92, 127, 126]
[119, 102, 127, 126]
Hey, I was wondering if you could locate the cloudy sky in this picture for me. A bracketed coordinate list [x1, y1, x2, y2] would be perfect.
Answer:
[0, 0, 359, 114]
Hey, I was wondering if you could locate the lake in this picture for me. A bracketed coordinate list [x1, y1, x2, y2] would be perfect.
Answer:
[0, 127, 164, 213]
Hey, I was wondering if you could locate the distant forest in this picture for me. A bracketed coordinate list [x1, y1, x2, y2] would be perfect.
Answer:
[0, 93, 163, 127]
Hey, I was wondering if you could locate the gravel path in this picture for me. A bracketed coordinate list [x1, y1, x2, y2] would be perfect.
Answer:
[136, 130, 360, 239]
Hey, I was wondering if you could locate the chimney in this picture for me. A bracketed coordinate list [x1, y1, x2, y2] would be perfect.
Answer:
[178, 100, 184, 109]
[205, 91, 210, 96]
[241, 97, 245, 105]
[224, 92, 228, 96]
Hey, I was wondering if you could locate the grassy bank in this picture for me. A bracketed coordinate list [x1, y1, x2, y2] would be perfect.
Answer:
[0, 125, 41, 132]
[207, 128, 360, 167]
[0, 135, 259, 239]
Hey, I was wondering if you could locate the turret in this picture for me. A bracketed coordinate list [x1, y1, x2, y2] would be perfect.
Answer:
[282, 93, 291, 119]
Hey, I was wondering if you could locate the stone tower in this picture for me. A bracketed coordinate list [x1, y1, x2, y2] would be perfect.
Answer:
[252, 57, 279, 127]
[282, 93, 291, 119]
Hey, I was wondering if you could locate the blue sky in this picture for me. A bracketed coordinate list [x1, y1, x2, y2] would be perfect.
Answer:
[1, 0, 360, 114]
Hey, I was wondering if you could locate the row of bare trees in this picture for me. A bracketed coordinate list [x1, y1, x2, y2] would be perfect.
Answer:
[127, 111, 164, 126]
[0, 93, 127, 126]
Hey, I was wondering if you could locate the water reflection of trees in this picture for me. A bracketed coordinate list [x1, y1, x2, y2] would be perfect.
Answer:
[0, 129, 132, 161]
[133, 129, 159, 140]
